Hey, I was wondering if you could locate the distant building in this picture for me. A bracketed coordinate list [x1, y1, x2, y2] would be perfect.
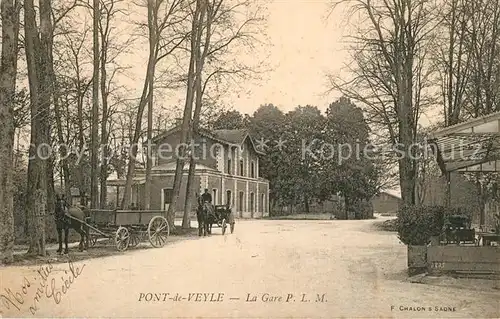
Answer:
[371, 191, 402, 215]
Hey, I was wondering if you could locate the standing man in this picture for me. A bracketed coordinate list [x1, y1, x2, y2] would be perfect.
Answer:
[201, 188, 214, 217]
[201, 188, 212, 203]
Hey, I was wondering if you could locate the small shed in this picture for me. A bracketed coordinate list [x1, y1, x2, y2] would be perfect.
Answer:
[371, 191, 402, 215]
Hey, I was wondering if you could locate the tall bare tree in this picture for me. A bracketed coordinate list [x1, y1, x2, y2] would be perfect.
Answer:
[180, 0, 266, 228]
[181, 0, 207, 228]
[98, 0, 131, 208]
[329, 0, 437, 206]
[46, 0, 80, 205]
[52, 26, 93, 201]
[434, 0, 500, 125]
[143, 0, 191, 212]
[121, 0, 187, 210]
[463, 0, 500, 117]
[434, 0, 471, 126]
[24, 0, 55, 255]
[166, 0, 202, 228]
[143, 0, 159, 210]
[91, 0, 101, 208]
[0, 0, 21, 263]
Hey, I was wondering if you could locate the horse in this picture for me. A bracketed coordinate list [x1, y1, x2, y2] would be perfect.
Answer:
[196, 195, 218, 236]
[196, 195, 208, 236]
[54, 194, 89, 254]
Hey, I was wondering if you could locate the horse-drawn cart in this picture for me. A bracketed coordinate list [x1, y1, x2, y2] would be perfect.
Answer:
[69, 209, 170, 251]
[210, 205, 235, 235]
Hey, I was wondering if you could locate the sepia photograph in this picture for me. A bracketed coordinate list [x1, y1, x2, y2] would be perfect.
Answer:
[0, 0, 499, 317]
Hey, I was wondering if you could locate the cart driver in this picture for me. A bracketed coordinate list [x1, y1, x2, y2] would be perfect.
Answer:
[201, 188, 212, 203]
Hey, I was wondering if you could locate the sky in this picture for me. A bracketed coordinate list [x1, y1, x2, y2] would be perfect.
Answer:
[228, 0, 349, 114]
[117, 0, 353, 116]
[117, 0, 436, 124]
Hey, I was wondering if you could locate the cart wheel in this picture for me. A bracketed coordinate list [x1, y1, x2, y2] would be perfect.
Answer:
[230, 222, 235, 234]
[90, 235, 98, 247]
[222, 219, 227, 235]
[129, 234, 141, 248]
[148, 216, 170, 248]
[115, 227, 130, 251]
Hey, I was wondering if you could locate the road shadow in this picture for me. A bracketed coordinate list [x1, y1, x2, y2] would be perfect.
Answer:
[10, 227, 199, 267]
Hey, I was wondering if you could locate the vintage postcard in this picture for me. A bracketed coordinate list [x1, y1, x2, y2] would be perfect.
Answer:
[1, 0, 500, 318]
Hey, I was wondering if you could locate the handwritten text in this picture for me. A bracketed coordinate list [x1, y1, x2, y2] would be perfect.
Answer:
[0, 260, 85, 316]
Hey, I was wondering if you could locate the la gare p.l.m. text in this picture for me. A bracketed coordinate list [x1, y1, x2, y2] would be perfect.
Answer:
[245, 293, 327, 303]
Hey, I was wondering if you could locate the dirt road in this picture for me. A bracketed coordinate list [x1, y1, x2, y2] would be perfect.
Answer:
[1, 217, 499, 318]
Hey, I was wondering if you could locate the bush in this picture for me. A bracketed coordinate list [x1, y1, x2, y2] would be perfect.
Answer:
[396, 205, 446, 246]
[353, 200, 374, 219]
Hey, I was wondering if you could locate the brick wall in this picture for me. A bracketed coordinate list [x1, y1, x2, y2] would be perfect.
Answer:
[207, 175, 223, 205]
[236, 180, 246, 216]
[258, 181, 269, 214]
[224, 179, 235, 207]
[148, 174, 201, 211]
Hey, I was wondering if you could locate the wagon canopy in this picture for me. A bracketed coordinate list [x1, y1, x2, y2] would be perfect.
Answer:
[428, 111, 500, 173]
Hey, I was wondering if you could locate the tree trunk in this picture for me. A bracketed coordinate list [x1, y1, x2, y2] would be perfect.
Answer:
[77, 83, 85, 151]
[416, 160, 427, 205]
[46, 26, 71, 198]
[24, 0, 51, 256]
[344, 196, 350, 220]
[45, 158, 56, 241]
[167, 0, 202, 228]
[444, 172, 451, 207]
[99, 26, 110, 209]
[476, 177, 487, 226]
[39, 0, 55, 243]
[0, 0, 20, 264]
[51, 70, 71, 198]
[121, 0, 157, 209]
[90, 0, 100, 209]
[304, 195, 310, 214]
[75, 77, 86, 200]
[44, 6, 71, 206]
[183, 157, 196, 228]
[36, 1, 72, 200]
[183, 0, 208, 228]
[144, 0, 157, 210]
[144, 94, 153, 210]
[398, 101, 417, 207]
[397, 13, 417, 208]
